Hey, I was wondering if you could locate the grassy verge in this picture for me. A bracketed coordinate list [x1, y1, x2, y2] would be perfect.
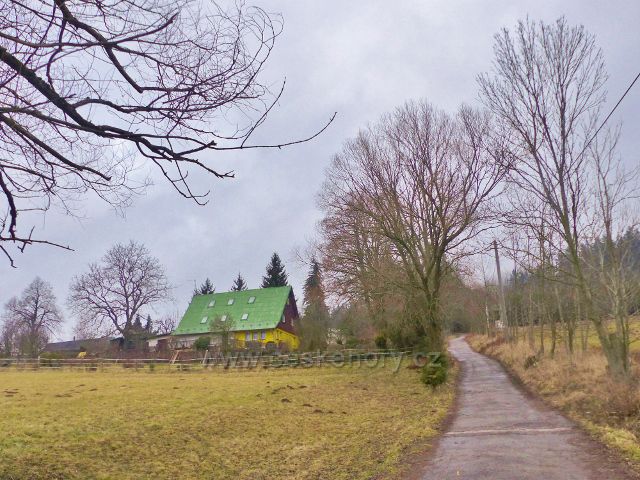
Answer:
[467, 334, 640, 469]
[0, 361, 455, 480]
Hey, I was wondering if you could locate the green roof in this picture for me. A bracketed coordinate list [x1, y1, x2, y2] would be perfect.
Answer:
[173, 286, 292, 336]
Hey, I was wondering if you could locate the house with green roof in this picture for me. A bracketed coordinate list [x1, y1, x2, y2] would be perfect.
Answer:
[172, 286, 300, 350]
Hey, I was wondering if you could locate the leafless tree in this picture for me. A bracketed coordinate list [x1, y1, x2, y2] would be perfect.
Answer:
[320, 101, 509, 350]
[0, 0, 334, 265]
[478, 17, 633, 376]
[209, 314, 236, 353]
[2, 277, 63, 356]
[68, 241, 170, 342]
[582, 130, 640, 373]
[154, 311, 180, 336]
[0, 315, 18, 356]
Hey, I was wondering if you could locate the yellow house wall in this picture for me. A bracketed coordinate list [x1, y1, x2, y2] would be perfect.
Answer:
[230, 328, 299, 350]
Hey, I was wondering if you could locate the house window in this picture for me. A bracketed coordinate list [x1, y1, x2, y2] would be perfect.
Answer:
[248, 296, 256, 304]
[200, 317, 208, 324]
[241, 313, 249, 320]
[245, 332, 250, 341]
[261, 331, 266, 340]
[252, 332, 258, 341]
[227, 298, 234, 305]
[208, 300, 215, 307]
[221, 315, 227, 322]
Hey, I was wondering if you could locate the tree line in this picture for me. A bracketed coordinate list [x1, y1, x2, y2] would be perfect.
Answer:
[316, 17, 639, 379]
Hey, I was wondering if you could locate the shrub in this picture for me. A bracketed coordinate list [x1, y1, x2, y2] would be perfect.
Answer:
[523, 354, 538, 369]
[345, 338, 359, 348]
[194, 336, 211, 351]
[421, 353, 449, 387]
[374, 335, 387, 350]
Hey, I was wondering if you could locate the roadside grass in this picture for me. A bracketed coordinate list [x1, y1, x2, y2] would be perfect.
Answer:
[0, 361, 455, 480]
[467, 334, 640, 469]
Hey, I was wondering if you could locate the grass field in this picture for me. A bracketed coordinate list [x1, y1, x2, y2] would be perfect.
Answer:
[0, 362, 454, 480]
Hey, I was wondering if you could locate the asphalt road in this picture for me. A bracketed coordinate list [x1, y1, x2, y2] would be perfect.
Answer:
[419, 336, 636, 480]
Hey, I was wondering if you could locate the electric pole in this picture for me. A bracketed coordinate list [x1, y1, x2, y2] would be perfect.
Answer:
[493, 240, 509, 339]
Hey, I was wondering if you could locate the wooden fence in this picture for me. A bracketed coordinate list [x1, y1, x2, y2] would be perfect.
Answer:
[0, 350, 417, 372]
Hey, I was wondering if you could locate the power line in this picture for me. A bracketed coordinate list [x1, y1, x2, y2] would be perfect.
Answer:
[579, 70, 640, 158]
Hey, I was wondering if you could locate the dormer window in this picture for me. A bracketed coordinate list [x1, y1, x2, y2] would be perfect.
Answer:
[281, 314, 286, 324]
[248, 296, 256, 304]
[200, 317, 208, 324]
[208, 300, 216, 307]
[227, 298, 234, 305]
[221, 314, 228, 322]
[241, 313, 249, 320]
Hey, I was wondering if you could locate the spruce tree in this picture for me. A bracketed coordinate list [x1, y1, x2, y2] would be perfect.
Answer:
[261, 253, 288, 288]
[194, 278, 215, 295]
[231, 273, 248, 291]
[303, 259, 326, 307]
[299, 258, 329, 350]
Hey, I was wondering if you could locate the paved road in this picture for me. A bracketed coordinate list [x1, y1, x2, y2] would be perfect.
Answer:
[420, 336, 635, 480]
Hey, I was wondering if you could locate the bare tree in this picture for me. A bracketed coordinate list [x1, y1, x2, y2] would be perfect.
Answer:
[478, 17, 633, 376]
[0, 316, 18, 356]
[320, 101, 508, 350]
[2, 277, 63, 356]
[209, 314, 236, 353]
[68, 241, 170, 342]
[0, 0, 334, 265]
[155, 311, 180, 335]
[582, 131, 640, 373]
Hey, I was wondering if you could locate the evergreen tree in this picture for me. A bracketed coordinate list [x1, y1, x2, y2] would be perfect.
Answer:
[303, 259, 326, 308]
[194, 278, 215, 296]
[144, 314, 152, 332]
[231, 273, 248, 291]
[261, 253, 288, 288]
[299, 258, 329, 350]
[133, 313, 143, 330]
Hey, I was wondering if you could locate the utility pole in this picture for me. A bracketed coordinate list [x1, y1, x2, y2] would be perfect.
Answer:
[481, 259, 493, 337]
[493, 240, 509, 340]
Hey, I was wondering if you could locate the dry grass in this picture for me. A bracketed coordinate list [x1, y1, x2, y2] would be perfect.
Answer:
[0, 362, 455, 480]
[508, 315, 640, 353]
[468, 334, 640, 467]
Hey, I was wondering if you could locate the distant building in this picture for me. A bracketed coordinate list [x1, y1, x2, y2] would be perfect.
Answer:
[172, 286, 300, 350]
[147, 334, 172, 352]
[42, 337, 111, 357]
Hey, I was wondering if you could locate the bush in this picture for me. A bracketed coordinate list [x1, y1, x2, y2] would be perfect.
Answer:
[523, 354, 538, 369]
[374, 335, 387, 350]
[194, 336, 211, 351]
[345, 338, 359, 348]
[421, 353, 449, 387]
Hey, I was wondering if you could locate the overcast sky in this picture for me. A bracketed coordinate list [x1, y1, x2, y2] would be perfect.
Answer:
[2, 0, 639, 341]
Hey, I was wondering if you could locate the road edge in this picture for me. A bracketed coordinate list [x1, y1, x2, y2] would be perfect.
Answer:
[394, 337, 465, 480]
